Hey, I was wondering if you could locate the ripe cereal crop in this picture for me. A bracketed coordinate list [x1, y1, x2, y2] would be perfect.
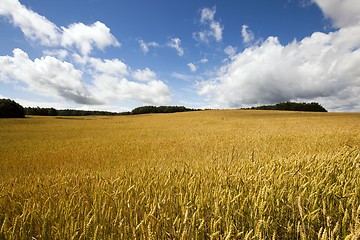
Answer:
[0, 110, 359, 239]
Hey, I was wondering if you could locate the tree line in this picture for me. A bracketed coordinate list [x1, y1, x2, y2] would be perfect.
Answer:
[1, 98, 328, 118]
[24, 107, 122, 116]
[248, 101, 327, 112]
[130, 106, 196, 115]
[0, 98, 199, 117]
[24, 106, 198, 116]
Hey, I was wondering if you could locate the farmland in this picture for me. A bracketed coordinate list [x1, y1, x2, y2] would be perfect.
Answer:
[0, 110, 360, 239]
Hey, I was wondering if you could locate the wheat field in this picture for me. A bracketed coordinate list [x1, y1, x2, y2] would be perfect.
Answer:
[0, 110, 360, 239]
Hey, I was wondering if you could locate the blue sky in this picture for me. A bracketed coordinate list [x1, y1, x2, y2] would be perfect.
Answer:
[0, 0, 360, 112]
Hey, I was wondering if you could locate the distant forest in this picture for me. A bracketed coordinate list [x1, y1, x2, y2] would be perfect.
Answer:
[24, 105, 198, 116]
[130, 106, 197, 115]
[1, 98, 328, 118]
[248, 102, 327, 112]
[24, 107, 122, 116]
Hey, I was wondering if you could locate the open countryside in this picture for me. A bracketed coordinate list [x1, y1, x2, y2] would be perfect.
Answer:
[1, 0, 360, 239]
[1, 110, 360, 239]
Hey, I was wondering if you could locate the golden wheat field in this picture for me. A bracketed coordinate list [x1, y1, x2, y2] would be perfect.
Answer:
[0, 110, 360, 239]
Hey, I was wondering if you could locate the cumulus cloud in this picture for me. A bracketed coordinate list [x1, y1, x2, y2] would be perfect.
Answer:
[167, 38, 184, 56]
[193, 6, 223, 43]
[242, 25, 254, 43]
[187, 63, 197, 72]
[0, 0, 61, 46]
[313, 0, 360, 28]
[0, 48, 171, 106]
[91, 74, 171, 105]
[198, 1, 360, 111]
[61, 21, 120, 56]
[132, 68, 157, 82]
[0, 0, 120, 55]
[89, 57, 128, 76]
[0, 1, 171, 106]
[0, 48, 100, 104]
[139, 40, 159, 54]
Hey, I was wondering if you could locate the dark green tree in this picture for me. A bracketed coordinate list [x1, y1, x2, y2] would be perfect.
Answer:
[131, 106, 193, 115]
[0, 99, 25, 118]
[250, 102, 327, 112]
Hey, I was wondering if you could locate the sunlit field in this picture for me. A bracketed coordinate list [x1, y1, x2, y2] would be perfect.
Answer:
[1, 110, 360, 239]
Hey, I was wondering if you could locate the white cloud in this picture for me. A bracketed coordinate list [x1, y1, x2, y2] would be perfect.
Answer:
[77, 104, 131, 113]
[0, 1, 171, 107]
[139, 40, 159, 54]
[242, 25, 254, 43]
[0, 48, 99, 104]
[61, 21, 120, 56]
[0, 48, 171, 106]
[224, 45, 237, 57]
[13, 97, 131, 112]
[172, 72, 203, 83]
[313, 0, 360, 28]
[0, 0, 61, 46]
[200, 7, 216, 23]
[132, 68, 157, 82]
[89, 57, 128, 76]
[167, 38, 184, 56]
[91, 74, 170, 105]
[199, 58, 208, 63]
[193, 31, 206, 43]
[0, 0, 120, 56]
[194, 6, 223, 43]
[198, 15, 360, 111]
[72, 53, 89, 65]
[43, 49, 68, 60]
[187, 63, 197, 72]
[14, 98, 75, 109]
[210, 21, 223, 42]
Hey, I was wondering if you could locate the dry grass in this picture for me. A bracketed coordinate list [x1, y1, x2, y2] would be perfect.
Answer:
[0, 110, 359, 239]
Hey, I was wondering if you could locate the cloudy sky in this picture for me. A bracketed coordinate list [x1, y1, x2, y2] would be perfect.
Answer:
[0, 0, 359, 112]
